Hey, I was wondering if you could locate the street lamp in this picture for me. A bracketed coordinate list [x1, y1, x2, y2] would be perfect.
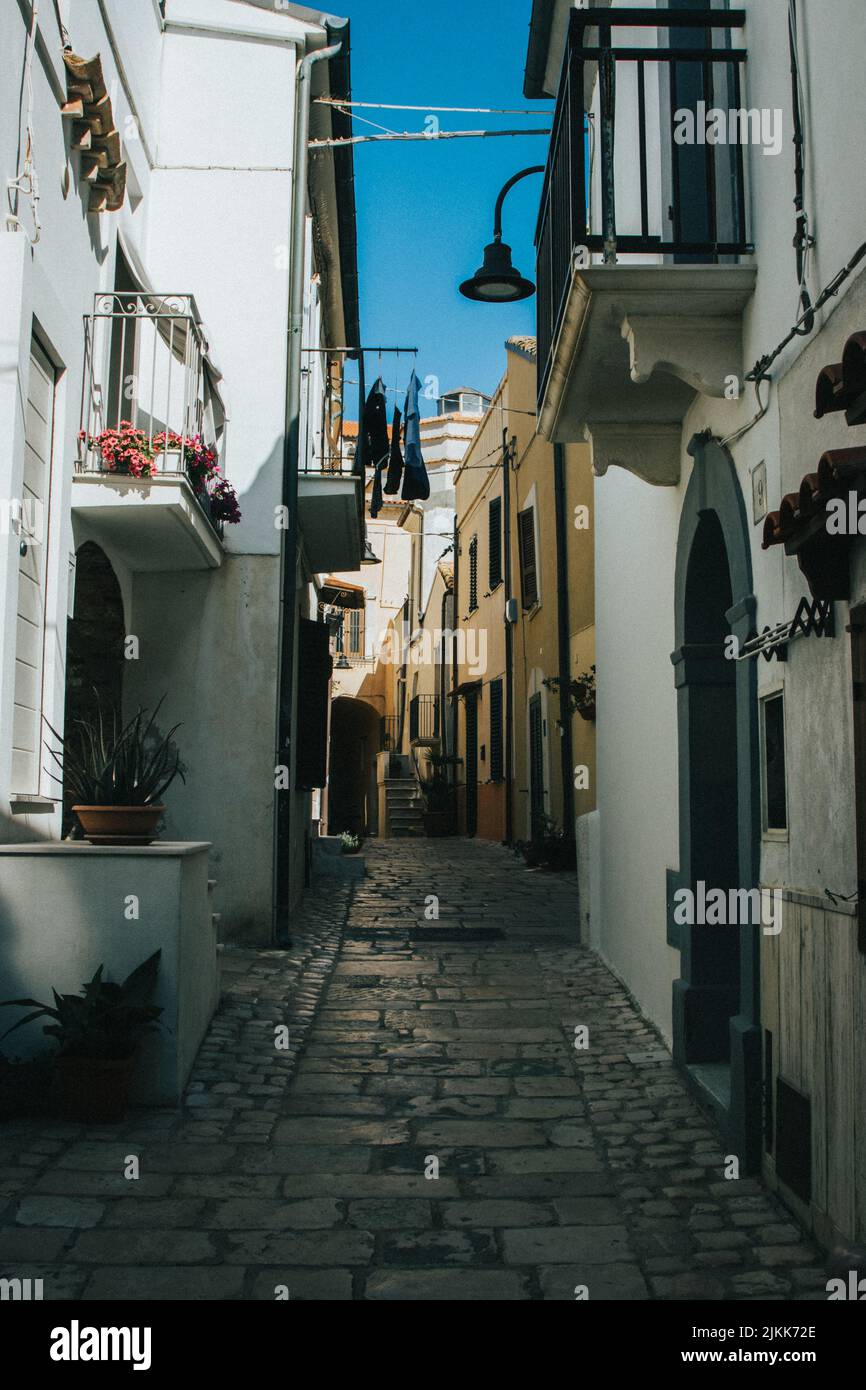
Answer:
[361, 538, 381, 566]
[459, 165, 545, 304]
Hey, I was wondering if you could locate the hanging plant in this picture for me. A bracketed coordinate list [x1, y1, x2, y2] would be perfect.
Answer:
[543, 666, 596, 722]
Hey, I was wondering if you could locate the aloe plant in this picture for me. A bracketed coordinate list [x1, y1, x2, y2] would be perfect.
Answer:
[46, 697, 184, 806]
[0, 951, 163, 1061]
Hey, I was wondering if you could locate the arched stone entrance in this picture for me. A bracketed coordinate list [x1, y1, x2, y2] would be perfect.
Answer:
[327, 697, 382, 837]
[670, 435, 762, 1171]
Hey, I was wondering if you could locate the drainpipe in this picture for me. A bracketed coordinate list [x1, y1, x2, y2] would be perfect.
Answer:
[502, 430, 515, 845]
[553, 442, 575, 841]
[451, 517, 460, 797]
[440, 582, 450, 758]
[273, 37, 343, 945]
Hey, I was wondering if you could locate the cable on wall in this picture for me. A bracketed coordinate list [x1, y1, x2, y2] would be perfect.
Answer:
[7, 0, 42, 244]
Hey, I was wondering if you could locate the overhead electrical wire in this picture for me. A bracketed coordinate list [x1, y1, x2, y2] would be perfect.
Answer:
[314, 99, 554, 115]
[310, 129, 551, 148]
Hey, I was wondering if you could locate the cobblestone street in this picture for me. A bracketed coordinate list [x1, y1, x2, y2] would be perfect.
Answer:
[0, 841, 826, 1301]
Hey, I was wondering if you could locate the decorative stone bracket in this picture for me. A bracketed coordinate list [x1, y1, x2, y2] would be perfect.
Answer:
[584, 422, 682, 488]
[622, 314, 745, 399]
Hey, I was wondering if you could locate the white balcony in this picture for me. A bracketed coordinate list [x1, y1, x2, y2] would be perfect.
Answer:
[74, 292, 232, 568]
[543, 264, 757, 485]
[72, 471, 223, 571]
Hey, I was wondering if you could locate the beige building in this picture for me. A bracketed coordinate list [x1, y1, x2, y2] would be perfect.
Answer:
[452, 338, 597, 870]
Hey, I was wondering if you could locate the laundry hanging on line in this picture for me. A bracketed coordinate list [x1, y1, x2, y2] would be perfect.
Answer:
[384, 404, 403, 496]
[363, 376, 389, 518]
[400, 371, 430, 503]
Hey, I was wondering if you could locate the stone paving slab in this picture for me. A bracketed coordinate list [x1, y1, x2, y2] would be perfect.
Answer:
[0, 842, 828, 1301]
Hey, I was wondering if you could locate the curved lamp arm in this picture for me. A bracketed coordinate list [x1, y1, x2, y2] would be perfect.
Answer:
[493, 165, 546, 241]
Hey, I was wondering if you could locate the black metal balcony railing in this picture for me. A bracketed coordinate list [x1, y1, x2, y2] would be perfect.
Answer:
[409, 693, 440, 743]
[536, 7, 752, 404]
[300, 352, 366, 534]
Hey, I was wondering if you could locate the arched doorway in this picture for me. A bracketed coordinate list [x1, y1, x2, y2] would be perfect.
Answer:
[671, 435, 762, 1170]
[327, 697, 381, 837]
[62, 543, 125, 829]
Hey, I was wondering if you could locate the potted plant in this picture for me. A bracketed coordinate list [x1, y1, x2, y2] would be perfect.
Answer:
[340, 831, 362, 855]
[518, 813, 576, 872]
[79, 424, 242, 524]
[46, 697, 184, 844]
[0, 951, 162, 1123]
[79, 423, 157, 479]
[543, 666, 597, 722]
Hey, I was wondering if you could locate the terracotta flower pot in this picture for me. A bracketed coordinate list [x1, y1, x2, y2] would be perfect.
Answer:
[73, 804, 165, 845]
[54, 1053, 138, 1123]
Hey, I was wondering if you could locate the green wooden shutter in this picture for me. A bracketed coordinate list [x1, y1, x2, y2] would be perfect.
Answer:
[488, 496, 502, 589]
[489, 677, 503, 782]
[295, 619, 332, 790]
[518, 507, 538, 608]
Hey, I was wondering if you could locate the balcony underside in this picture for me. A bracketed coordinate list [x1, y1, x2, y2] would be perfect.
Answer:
[539, 264, 757, 486]
[299, 474, 363, 573]
[72, 474, 223, 571]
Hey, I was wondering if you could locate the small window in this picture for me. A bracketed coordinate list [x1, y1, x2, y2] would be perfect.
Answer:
[517, 507, 538, 609]
[488, 496, 502, 590]
[468, 534, 478, 613]
[762, 692, 787, 832]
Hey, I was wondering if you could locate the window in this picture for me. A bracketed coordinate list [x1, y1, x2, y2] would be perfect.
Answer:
[489, 678, 503, 782]
[488, 496, 502, 590]
[761, 692, 787, 832]
[517, 507, 538, 609]
[468, 534, 478, 613]
[345, 607, 365, 658]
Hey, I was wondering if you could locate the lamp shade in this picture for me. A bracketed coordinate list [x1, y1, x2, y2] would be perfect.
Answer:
[459, 239, 536, 303]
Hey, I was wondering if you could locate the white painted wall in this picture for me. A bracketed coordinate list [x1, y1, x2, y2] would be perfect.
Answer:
[0, 0, 338, 943]
[545, 0, 866, 1044]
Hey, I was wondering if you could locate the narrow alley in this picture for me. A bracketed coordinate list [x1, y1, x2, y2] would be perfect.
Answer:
[0, 842, 825, 1302]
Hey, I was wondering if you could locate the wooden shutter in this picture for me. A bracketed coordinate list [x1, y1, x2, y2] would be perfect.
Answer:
[469, 534, 478, 613]
[529, 692, 544, 831]
[518, 507, 538, 609]
[295, 618, 332, 790]
[12, 339, 55, 794]
[347, 606, 365, 657]
[488, 496, 502, 589]
[851, 606, 866, 950]
[489, 678, 503, 782]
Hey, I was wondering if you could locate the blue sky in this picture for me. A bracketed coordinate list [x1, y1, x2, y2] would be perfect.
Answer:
[344, 0, 551, 415]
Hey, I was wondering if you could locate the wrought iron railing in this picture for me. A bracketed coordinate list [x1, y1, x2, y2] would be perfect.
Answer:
[299, 352, 366, 540]
[536, 7, 752, 404]
[409, 693, 440, 743]
[380, 715, 399, 752]
[78, 292, 229, 537]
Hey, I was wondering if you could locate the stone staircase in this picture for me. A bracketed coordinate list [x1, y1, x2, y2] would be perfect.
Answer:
[383, 765, 425, 838]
